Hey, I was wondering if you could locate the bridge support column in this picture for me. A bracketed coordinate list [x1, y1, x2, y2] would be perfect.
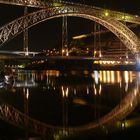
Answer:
[23, 6, 29, 56]
[62, 16, 69, 56]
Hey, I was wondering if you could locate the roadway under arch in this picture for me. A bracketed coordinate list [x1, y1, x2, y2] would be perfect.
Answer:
[0, 5, 140, 58]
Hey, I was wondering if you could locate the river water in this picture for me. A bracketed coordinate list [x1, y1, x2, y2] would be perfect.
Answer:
[0, 70, 140, 140]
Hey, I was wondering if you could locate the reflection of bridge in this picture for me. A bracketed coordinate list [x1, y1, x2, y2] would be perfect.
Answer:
[0, 79, 139, 139]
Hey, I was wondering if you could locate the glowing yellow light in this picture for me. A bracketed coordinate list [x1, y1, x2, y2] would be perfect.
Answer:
[105, 11, 109, 16]
[103, 71, 106, 83]
[72, 34, 87, 40]
[62, 49, 65, 53]
[107, 71, 110, 83]
[111, 71, 114, 83]
[122, 16, 125, 19]
[124, 71, 129, 83]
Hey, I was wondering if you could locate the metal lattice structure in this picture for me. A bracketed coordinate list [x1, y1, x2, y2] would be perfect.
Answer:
[0, 3, 140, 57]
[0, 0, 50, 7]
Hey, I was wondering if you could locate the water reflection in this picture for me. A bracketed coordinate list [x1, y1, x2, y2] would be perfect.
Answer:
[0, 70, 140, 139]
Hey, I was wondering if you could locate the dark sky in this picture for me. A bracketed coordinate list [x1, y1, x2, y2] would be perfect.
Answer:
[0, 0, 140, 51]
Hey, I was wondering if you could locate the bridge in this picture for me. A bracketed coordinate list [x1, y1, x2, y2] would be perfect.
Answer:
[0, 50, 39, 56]
[0, 0, 140, 138]
[0, 0, 140, 58]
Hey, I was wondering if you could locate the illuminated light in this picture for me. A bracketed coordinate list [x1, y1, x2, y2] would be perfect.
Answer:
[117, 61, 120, 64]
[107, 61, 110, 64]
[72, 34, 87, 40]
[66, 51, 69, 56]
[125, 61, 128, 64]
[94, 50, 97, 54]
[102, 61, 106, 64]
[62, 49, 65, 53]
[131, 102, 133, 107]
[121, 16, 125, 19]
[99, 52, 102, 58]
[111, 61, 115, 64]
[122, 123, 125, 128]
[94, 61, 99, 64]
[104, 11, 109, 16]
[53, 2, 61, 7]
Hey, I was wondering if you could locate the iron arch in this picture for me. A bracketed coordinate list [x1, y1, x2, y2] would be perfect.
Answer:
[0, 6, 140, 57]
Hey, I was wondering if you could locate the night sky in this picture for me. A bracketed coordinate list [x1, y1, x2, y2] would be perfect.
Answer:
[0, 0, 140, 51]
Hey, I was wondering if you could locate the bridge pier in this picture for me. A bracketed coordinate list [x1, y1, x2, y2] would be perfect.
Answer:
[62, 16, 69, 56]
[23, 6, 29, 56]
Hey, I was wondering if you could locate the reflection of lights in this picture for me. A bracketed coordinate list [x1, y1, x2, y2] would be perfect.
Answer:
[125, 83, 128, 92]
[134, 89, 137, 96]
[99, 84, 102, 95]
[103, 71, 106, 83]
[87, 87, 89, 94]
[99, 71, 102, 82]
[117, 71, 120, 83]
[124, 71, 129, 83]
[122, 122, 125, 129]
[61, 86, 69, 97]
[74, 89, 76, 95]
[93, 84, 97, 95]
[94, 71, 99, 84]
[98, 71, 134, 84]
[107, 71, 110, 83]
[129, 71, 133, 83]
[111, 71, 114, 83]
[26, 89, 29, 100]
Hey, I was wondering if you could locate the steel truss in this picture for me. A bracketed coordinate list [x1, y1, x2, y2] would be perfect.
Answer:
[0, 5, 140, 57]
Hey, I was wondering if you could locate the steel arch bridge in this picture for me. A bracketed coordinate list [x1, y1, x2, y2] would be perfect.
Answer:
[0, 1, 140, 58]
[0, 1, 140, 138]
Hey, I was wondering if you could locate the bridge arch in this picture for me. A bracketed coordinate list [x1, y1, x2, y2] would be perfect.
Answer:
[0, 5, 140, 57]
